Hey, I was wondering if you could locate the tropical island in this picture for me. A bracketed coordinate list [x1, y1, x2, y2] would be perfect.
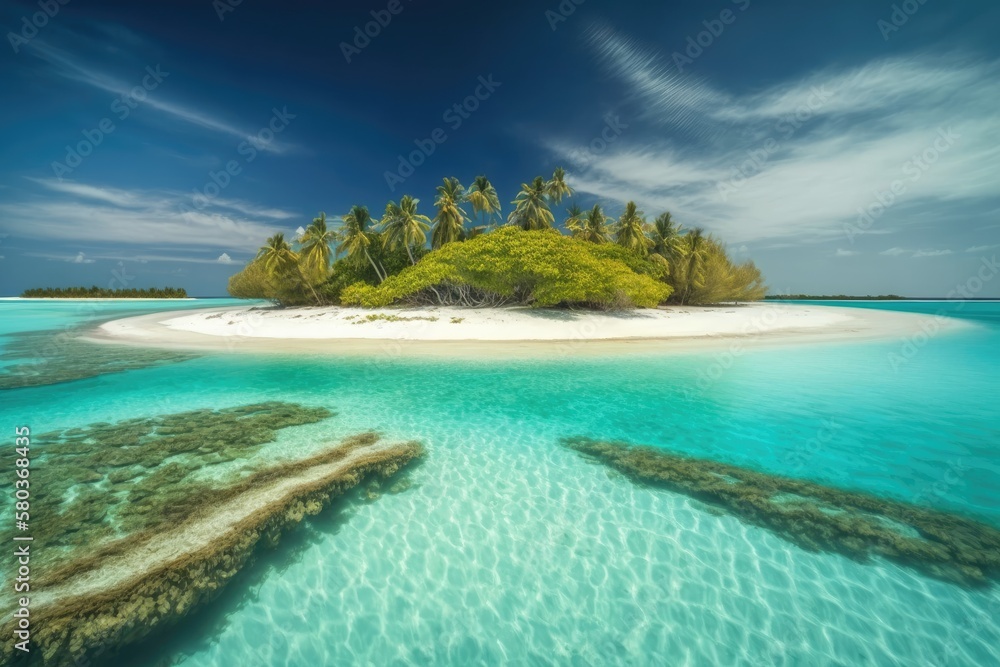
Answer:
[87, 168, 971, 354]
[21, 286, 188, 298]
[227, 169, 767, 309]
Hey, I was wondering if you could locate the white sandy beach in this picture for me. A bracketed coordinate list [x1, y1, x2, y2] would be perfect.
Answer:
[85, 303, 971, 357]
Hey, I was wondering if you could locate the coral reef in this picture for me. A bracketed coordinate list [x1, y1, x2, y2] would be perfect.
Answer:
[562, 437, 1000, 588]
[0, 405, 422, 666]
[0, 330, 196, 389]
[2, 402, 335, 569]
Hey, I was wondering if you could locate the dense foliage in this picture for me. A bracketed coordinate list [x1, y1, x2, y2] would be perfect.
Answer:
[673, 236, 768, 305]
[340, 227, 671, 309]
[22, 286, 187, 298]
[321, 245, 424, 304]
[229, 168, 767, 308]
[226, 259, 280, 301]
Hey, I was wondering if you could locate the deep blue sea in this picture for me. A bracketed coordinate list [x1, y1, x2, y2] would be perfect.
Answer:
[1, 299, 998, 666]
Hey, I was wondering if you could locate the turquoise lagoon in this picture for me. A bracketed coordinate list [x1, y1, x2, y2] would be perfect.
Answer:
[1, 299, 998, 665]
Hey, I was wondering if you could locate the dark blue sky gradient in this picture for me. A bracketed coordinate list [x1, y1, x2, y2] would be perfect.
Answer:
[0, 0, 997, 296]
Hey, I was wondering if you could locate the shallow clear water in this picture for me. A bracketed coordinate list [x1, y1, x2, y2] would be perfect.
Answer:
[2, 299, 998, 665]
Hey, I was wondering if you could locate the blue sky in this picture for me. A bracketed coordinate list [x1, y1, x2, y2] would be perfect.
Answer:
[0, 0, 997, 296]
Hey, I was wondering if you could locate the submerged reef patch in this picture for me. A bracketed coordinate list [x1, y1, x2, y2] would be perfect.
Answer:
[0, 404, 423, 666]
[0, 330, 196, 389]
[562, 437, 1000, 588]
[2, 402, 335, 570]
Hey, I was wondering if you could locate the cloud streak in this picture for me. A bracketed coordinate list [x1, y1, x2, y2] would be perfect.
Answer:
[880, 247, 956, 259]
[25, 39, 296, 154]
[551, 26, 1000, 247]
[1, 179, 297, 255]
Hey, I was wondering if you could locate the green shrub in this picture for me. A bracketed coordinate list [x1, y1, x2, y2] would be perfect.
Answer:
[319, 259, 367, 304]
[227, 260, 278, 301]
[320, 245, 426, 304]
[588, 243, 667, 279]
[341, 227, 671, 309]
[228, 260, 317, 306]
[669, 236, 768, 304]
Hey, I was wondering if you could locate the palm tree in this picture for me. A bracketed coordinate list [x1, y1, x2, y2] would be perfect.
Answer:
[679, 228, 709, 304]
[546, 166, 573, 205]
[563, 203, 585, 233]
[256, 233, 297, 275]
[614, 201, 650, 256]
[466, 175, 502, 231]
[507, 176, 554, 230]
[569, 204, 611, 243]
[431, 177, 469, 249]
[257, 232, 320, 303]
[381, 195, 431, 264]
[649, 211, 686, 273]
[299, 212, 337, 281]
[336, 205, 385, 282]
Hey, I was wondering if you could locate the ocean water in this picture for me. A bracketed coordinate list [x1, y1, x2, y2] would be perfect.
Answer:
[1, 299, 998, 666]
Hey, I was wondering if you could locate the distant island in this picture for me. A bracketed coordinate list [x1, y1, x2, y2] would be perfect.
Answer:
[766, 294, 904, 301]
[767, 295, 999, 301]
[21, 286, 188, 298]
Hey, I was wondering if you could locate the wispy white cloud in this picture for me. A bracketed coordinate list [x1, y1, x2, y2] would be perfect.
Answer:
[25, 40, 296, 154]
[552, 27, 1000, 247]
[1, 179, 297, 253]
[835, 249, 861, 257]
[879, 247, 955, 258]
[210, 198, 297, 221]
[880, 247, 908, 256]
[100, 253, 247, 265]
[29, 179, 297, 221]
[912, 249, 954, 258]
[586, 24, 728, 138]
[33, 180, 142, 207]
[711, 58, 985, 124]
[25, 251, 97, 263]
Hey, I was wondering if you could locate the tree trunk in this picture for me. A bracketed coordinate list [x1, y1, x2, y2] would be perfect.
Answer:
[365, 250, 385, 283]
[296, 265, 322, 305]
